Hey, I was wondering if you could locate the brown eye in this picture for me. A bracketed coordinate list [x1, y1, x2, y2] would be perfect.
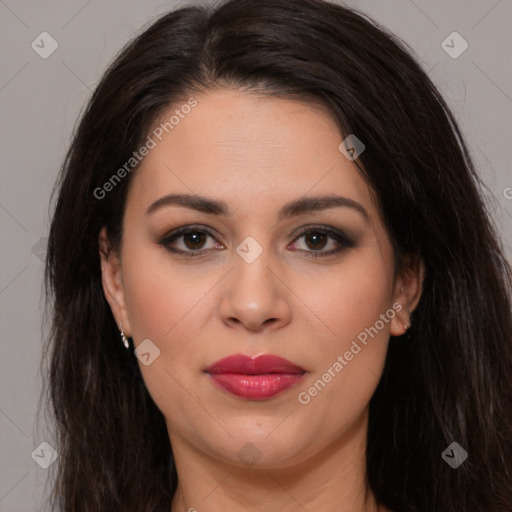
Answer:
[304, 231, 329, 250]
[159, 226, 222, 257]
[289, 226, 356, 258]
[182, 231, 207, 250]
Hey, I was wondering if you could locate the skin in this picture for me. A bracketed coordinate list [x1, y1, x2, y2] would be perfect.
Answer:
[99, 88, 424, 512]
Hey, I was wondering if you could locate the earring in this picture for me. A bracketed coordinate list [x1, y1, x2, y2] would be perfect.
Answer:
[403, 314, 412, 331]
[119, 323, 130, 350]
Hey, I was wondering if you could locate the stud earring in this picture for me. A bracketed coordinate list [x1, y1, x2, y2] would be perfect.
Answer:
[119, 323, 130, 349]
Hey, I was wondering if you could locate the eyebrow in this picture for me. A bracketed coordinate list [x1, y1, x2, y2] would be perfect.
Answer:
[145, 193, 369, 223]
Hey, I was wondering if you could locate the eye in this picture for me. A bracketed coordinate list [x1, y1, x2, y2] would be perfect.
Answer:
[159, 226, 223, 257]
[288, 226, 355, 257]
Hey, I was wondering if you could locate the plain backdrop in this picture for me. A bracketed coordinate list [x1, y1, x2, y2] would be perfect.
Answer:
[0, 0, 511, 510]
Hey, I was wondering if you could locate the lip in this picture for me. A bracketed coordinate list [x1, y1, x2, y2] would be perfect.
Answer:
[205, 354, 306, 400]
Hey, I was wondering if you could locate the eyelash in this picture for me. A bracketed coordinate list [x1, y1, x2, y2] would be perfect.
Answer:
[158, 224, 355, 258]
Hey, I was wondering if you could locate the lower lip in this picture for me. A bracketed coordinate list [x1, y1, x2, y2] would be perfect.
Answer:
[208, 373, 305, 400]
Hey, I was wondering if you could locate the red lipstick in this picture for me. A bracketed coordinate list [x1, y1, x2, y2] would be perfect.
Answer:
[205, 354, 306, 400]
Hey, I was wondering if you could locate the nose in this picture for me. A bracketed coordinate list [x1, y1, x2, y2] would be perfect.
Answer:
[218, 249, 292, 333]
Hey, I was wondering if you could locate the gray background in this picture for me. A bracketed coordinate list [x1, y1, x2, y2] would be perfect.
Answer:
[0, 1, 511, 510]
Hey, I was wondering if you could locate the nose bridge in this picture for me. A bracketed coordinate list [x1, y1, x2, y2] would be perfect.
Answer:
[231, 234, 278, 303]
[219, 233, 292, 331]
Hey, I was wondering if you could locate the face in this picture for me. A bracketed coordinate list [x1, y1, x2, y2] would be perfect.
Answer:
[100, 88, 422, 470]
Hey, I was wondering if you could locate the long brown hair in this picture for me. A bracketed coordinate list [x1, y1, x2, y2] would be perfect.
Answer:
[42, 0, 512, 510]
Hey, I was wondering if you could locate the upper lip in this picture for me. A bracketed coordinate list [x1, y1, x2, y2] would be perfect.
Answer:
[205, 354, 305, 375]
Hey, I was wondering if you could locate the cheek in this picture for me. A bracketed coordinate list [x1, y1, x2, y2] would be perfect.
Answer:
[303, 249, 393, 350]
[120, 249, 212, 420]
[294, 249, 393, 411]
[121, 244, 209, 344]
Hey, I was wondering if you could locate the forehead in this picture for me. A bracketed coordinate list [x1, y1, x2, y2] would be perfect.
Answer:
[126, 89, 377, 221]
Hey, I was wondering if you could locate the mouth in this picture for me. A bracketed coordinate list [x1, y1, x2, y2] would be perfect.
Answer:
[204, 354, 306, 400]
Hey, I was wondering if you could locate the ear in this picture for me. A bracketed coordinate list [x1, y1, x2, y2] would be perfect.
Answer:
[98, 226, 132, 337]
[390, 252, 425, 337]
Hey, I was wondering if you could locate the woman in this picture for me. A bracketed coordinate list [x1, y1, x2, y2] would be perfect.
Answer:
[43, 0, 512, 510]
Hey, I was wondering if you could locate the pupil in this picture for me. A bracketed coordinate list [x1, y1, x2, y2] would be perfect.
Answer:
[185, 231, 205, 249]
[307, 232, 326, 250]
